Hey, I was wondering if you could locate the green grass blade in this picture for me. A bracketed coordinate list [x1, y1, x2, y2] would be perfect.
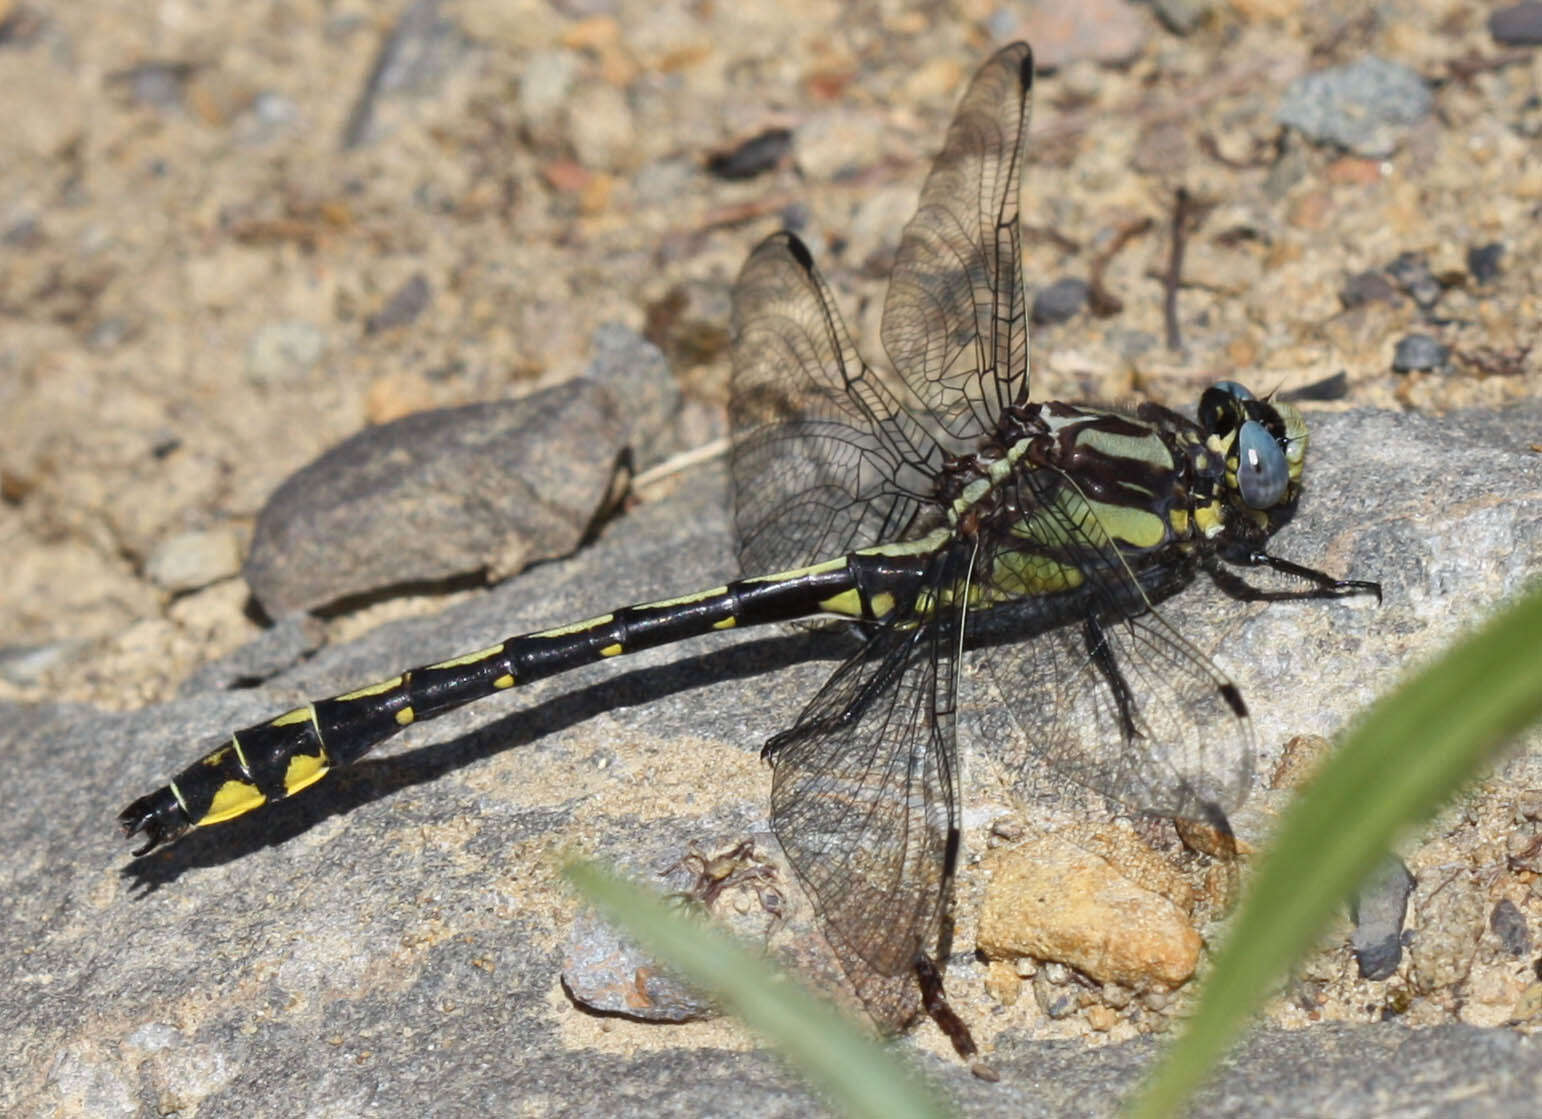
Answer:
[1129, 582, 1542, 1118]
[564, 859, 953, 1119]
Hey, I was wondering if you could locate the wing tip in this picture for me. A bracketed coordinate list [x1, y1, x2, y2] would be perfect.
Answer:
[780, 230, 815, 273]
[1009, 41, 1035, 91]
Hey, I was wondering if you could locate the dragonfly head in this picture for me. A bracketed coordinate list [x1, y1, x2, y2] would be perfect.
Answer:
[1198, 381, 1307, 540]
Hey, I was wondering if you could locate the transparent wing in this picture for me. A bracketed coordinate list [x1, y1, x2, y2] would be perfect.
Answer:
[979, 466, 1253, 820]
[730, 232, 943, 574]
[764, 587, 961, 1033]
[881, 41, 1035, 445]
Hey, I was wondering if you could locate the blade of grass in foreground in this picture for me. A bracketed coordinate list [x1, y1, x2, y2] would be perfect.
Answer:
[1129, 583, 1542, 1118]
[565, 859, 953, 1119]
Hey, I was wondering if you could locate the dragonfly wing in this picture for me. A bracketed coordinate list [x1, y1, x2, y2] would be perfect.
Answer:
[881, 41, 1035, 446]
[764, 591, 962, 1032]
[979, 464, 1254, 821]
[730, 232, 942, 574]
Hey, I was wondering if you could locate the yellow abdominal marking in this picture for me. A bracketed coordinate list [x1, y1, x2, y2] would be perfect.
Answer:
[201, 780, 266, 825]
[336, 676, 404, 701]
[271, 705, 317, 728]
[283, 751, 329, 795]
[818, 588, 865, 617]
[427, 643, 506, 670]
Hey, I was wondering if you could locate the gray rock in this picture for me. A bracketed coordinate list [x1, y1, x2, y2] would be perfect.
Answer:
[707, 128, 793, 181]
[1468, 242, 1505, 285]
[1339, 269, 1398, 310]
[145, 526, 244, 592]
[364, 272, 431, 334]
[1490, 2, 1542, 45]
[243, 379, 628, 615]
[1152, 0, 1213, 36]
[1391, 333, 1450, 373]
[1385, 251, 1443, 311]
[1017, 0, 1152, 70]
[6, 406, 1542, 1114]
[581, 322, 683, 472]
[0, 641, 80, 686]
[1490, 898, 1531, 957]
[246, 320, 326, 385]
[1276, 57, 1433, 158]
[1031, 277, 1090, 325]
[1350, 854, 1415, 980]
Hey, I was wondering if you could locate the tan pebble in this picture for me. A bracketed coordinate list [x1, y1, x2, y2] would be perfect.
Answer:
[1286, 188, 1332, 231]
[1512, 982, 1542, 1022]
[1271, 734, 1334, 790]
[976, 836, 1202, 989]
[1324, 157, 1382, 185]
[983, 958, 1022, 1006]
[1085, 1003, 1119, 1032]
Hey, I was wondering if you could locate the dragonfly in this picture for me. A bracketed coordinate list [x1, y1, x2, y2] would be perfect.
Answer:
[120, 42, 1379, 1058]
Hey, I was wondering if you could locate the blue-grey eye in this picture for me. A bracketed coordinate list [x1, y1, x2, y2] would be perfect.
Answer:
[1237, 419, 1288, 508]
[1211, 380, 1255, 401]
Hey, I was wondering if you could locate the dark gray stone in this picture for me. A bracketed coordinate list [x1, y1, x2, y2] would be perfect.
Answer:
[1351, 854, 1416, 980]
[1468, 242, 1505, 285]
[1031, 277, 1090, 325]
[6, 405, 1542, 1115]
[1385, 251, 1443, 311]
[1490, 898, 1531, 957]
[364, 272, 431, 333]
[1339, 270, 1398, 310]
[1276, 57, 1433, 158]
[707, 128, 793, 181]
[1391, 333, 1451, 373]
[1490, 2, 1542, 45]
[1152, 0, 1213, 36]
[243, 379, 628, 615]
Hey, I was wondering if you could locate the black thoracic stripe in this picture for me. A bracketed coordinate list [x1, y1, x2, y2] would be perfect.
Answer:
[120, 549, 935, 852]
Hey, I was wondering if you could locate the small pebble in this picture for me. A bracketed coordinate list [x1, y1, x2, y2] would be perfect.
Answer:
[1391, 333, 1450, 373]
[145, 527, 244, 593]
[707, 128, 792, 181]
[1017, 0, 1150, 69]
[1276, 57, 1432, 158]
[365, 273, 431, 334]
[1280, 371, 1349, 403]
[1490, 898, 1531, 956]
[1467, 242, 1505, 285]
[1350, 853, 1415, 980]
[1031, 277, 1089, 325]
[1385, 251, 1443, 311]
[1490, 2, 1542, 45]
[246, 320, 326, 385]
[1152, 0, 1213, 36]
[1339, 270, 1398, 310]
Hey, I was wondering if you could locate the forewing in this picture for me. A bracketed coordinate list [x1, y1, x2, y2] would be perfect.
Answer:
[730, 232, 942, 574]
[881, 41, 1034, 446]
[764, 596, 961, 1033]
[982, 467, 1253, 820]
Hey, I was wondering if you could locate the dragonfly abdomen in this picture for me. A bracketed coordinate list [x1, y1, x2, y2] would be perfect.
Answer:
[119, 548, 933, 855]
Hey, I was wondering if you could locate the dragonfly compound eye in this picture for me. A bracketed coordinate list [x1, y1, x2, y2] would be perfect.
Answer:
[1236, 419, 1289, 508]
